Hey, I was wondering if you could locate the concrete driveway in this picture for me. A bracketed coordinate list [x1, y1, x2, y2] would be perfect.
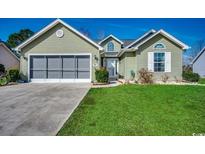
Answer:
[0, 83, 90, 136]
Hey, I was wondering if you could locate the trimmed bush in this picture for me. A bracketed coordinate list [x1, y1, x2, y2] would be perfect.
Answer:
[182, 71, 200, 82]
[198, 78, 205, 84]
[95, 67, 109, 83]
[0, 76, 8, 86]
[9, 69, 19, 82]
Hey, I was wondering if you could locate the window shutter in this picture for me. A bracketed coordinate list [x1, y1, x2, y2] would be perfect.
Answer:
[165, 52, 171, 72]
[148, 52, 154, 72]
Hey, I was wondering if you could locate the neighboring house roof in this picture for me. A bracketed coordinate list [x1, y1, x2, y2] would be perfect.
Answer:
[0, 42, 19, 60]
[98, 34, 124, 45]
[133, 29, 190, 50]
[122, 39, 135, 47]
[15, 19, 103, 51]
[191, 47, 205, 64]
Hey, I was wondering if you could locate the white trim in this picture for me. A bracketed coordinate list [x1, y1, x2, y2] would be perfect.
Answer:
[117, 48, 136, 57]
[148, 52, 154, 72]
[98, 34, 124, 45]
[0, 43, 19, 60]
[125, 29, 156, 48]
[15, 19, 103, 51]
[191, 47, 205, 64]
[30, 79, 91, 83]
[165, 52, 171, 73]
[134, 29, 190, 50]
[28, 53, 92, 83]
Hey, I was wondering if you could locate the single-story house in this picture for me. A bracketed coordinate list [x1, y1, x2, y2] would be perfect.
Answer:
[192, 47, 205, 77]
[0, 42, 19, 70]
[15, 19, 189, 83]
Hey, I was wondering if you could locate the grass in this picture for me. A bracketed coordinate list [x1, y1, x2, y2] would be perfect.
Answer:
[58, 85, 205, 136]
[198, 78, 205, 84]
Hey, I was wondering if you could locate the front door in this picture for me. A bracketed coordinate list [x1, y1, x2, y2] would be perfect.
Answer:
[106, 59, 117, 77]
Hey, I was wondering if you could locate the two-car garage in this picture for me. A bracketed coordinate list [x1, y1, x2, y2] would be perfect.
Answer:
[29, 54, 91, 82]
[15, 19, 103, 83]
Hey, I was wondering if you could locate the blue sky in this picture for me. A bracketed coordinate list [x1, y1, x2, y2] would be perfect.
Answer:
[0, 18, 205, 62]
[0, 18, 205, 45]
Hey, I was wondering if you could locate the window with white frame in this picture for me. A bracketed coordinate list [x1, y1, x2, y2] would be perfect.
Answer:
[107, 42, 114, 51]
[154, 43, 165, 49]
[154, 52, 165, 72]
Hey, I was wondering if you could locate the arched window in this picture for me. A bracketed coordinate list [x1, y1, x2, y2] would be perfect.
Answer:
[107, 42, 114, 51]
[154, 43, 166, 49]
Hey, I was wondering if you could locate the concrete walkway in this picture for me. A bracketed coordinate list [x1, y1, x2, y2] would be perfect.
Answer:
[0, 83, 90, 136]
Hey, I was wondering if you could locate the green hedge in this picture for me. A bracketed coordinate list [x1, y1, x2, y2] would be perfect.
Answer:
[95, 67, 109, 83]
[198, 78, 205, 84]
[182, 71, 200, 82]
[9, 69, 19, 82]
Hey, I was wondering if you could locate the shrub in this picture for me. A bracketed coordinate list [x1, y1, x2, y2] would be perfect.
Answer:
[0, 64, 5, 75]
[161, 74, 169, 83]
[9, 69, 19, 82]
[182, 71, 200, 82]
[0, 76, 8, 86]
[95, 67, 109, 83]
[138, 68, 153, 84]
[198, 78, 205, 84]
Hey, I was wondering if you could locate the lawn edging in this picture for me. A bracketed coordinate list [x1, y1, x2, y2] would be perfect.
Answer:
[55, 86, 91, 136]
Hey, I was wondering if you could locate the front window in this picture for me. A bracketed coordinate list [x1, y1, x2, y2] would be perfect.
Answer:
[154, 52, 165, 72]
[107, 42, 114, 51]
[154, 43, 165, 49]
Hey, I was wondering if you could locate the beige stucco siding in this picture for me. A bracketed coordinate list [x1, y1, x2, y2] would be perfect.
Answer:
[0, 45, 19, 70]
[119, 52, 136, 79]
[119, 54, 125, 77]
[136, 34, 183, 81]
[20, 23, 100, 81]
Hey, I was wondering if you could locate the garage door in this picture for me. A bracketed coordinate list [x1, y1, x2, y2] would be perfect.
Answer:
[29, 55, 91, 82]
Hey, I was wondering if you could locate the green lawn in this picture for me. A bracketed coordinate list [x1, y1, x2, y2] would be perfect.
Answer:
[58, 85, 205, 136]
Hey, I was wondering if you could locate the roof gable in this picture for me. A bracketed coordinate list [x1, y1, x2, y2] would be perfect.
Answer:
[0, 43, 19, 60]
[125, 29, 156, 48]
[192, 47, 205, 64]
[15, 19, 103, 51]
[98, 34, 123, 45]
[134, 29, 189, 50]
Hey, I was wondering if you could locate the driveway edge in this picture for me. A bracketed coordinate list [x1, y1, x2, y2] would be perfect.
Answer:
[54, 86, 91, 136]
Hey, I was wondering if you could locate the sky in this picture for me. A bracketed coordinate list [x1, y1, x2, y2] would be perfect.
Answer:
[0, 18, 205, 63]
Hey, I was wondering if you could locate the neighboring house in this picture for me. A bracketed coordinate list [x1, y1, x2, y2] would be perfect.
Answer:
[15, 19, 189, 83]
[0, 42, 19, 70]
[192, 47, 205, 78]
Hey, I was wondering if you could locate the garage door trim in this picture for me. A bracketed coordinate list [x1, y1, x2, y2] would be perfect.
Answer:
[28, 53, 92, 83]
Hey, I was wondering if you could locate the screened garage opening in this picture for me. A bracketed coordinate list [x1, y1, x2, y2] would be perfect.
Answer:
[29, 55, 91, 82]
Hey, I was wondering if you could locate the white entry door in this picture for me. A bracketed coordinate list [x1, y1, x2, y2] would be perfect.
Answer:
[107, 59, 117, 77]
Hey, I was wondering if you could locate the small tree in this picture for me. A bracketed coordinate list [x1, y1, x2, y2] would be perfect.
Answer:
[138, 68, 153, 84]
[6, 29, 34, 48]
